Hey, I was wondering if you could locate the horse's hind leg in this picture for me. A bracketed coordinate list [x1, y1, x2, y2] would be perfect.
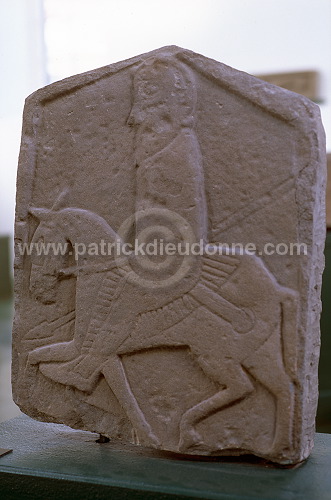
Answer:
[179, 361, 254, 452]
[244, 335, 295, 460]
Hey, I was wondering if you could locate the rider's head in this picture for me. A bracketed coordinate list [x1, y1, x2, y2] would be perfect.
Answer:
[127, 56, 197, 130]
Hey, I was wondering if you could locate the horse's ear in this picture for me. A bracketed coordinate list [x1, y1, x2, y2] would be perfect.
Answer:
[29, 207, 50, 221]
[51, 188, 71, 211]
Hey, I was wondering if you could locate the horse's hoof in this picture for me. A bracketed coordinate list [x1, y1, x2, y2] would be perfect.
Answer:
[28, 341, 79, 365]
[135, 429, 161, 448]
[178, 428, 203, 452]
[39, 360, 99, 393]
[149, 433, 162, 448]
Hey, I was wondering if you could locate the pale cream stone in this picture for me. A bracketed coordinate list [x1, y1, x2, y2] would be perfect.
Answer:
[12, 46, 326, 464]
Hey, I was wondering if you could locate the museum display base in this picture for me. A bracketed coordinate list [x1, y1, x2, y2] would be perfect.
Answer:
[0, 415, 330, 500]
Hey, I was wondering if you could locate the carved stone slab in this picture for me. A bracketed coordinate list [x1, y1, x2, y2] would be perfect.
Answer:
[12, 46, 326, 464]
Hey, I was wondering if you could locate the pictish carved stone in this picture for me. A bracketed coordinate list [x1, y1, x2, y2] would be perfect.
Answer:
[13, 46, 326, 464]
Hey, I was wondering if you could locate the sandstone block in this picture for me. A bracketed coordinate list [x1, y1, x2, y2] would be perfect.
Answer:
[13, 46, 326, 464]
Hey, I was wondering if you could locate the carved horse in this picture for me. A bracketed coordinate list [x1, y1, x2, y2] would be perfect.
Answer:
[26, 206, 298, 459]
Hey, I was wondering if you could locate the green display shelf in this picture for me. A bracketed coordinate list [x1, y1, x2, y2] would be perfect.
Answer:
[0, 415, 331, 500]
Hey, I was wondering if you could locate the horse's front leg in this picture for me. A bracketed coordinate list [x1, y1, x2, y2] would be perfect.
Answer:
[101, 354, 161, 447]
[101, 322, 188, 447]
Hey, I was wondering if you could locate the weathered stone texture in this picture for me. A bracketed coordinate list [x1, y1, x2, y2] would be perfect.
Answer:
[13, 46, 326, 464]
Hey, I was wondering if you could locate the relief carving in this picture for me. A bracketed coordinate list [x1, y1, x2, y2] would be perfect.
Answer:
[13, 47, 326, 464]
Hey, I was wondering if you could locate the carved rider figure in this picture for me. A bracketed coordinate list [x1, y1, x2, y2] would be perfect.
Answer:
[25, 56, 298, 459]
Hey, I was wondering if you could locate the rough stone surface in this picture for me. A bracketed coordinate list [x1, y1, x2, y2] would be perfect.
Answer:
[12, 46, 326, 464]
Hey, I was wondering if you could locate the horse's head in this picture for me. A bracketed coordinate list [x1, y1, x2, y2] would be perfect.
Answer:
[28, 207, 75, 305]
[27, 203, 120, 304]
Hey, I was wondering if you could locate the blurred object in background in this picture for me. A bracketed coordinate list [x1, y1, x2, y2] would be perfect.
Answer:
[317, 154, 331, 433]
[256, 70, 320, 102]
[0, 0, 46, 422]
[0, 300, 17, 423]
[0, 235, 15, 422]
[327, 154, 331, 229]
[0, 237, 12, 299]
